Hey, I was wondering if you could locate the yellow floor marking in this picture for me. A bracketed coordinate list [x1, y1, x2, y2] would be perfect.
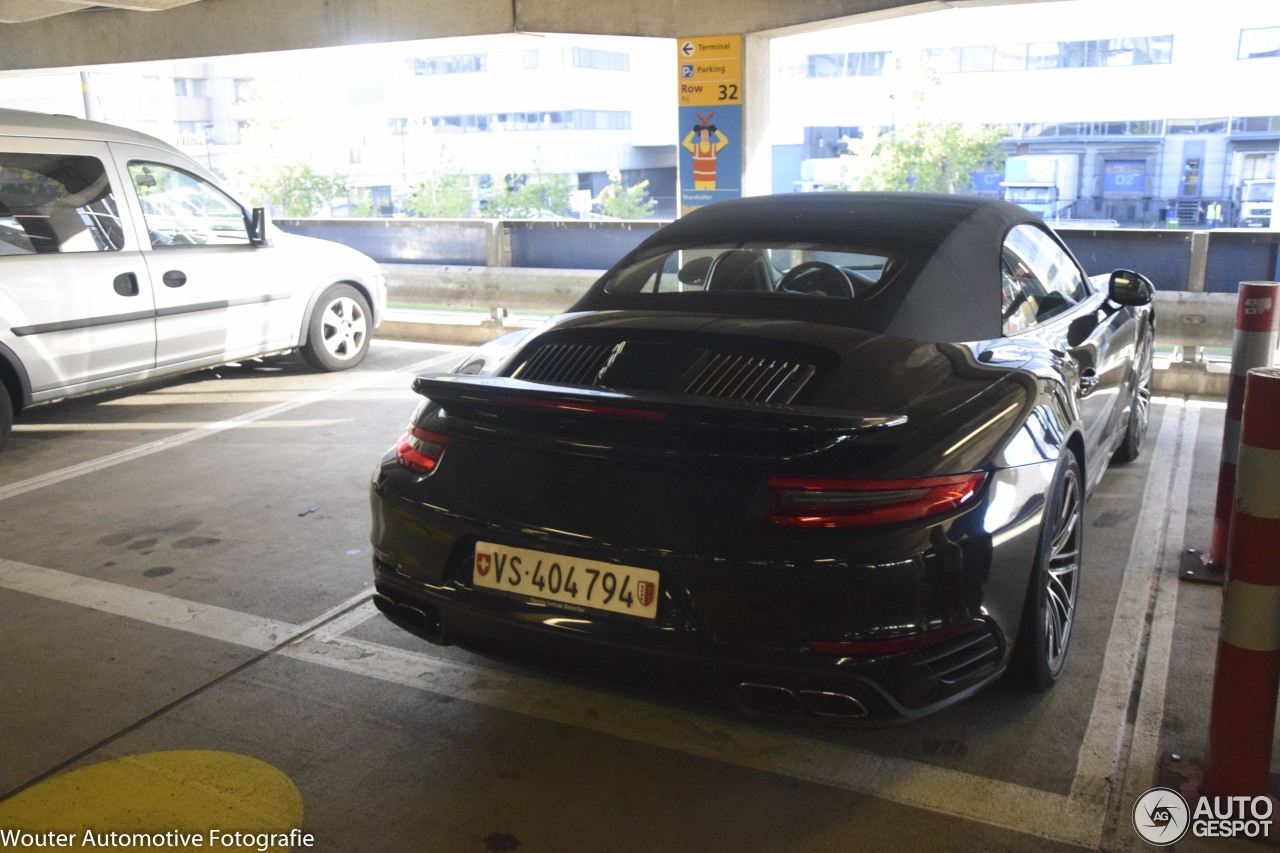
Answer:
[0, 751, 305, 851]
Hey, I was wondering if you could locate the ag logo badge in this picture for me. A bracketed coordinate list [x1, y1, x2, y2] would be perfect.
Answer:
[1133, 787, 1190, 846]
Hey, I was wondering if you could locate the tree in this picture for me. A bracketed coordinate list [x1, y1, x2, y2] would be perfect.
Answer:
[485, 160, 574, 218]
[840, 122, 1007, 194]
[837, 55, 1007, 194]
[402, 171, 474, 218]
[244, 162, 348, 217]
[594, 168, 657, 219]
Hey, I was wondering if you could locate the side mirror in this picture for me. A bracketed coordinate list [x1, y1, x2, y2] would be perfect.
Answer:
[248, 207, 271, 247]
[1108, 269, 1154, 307]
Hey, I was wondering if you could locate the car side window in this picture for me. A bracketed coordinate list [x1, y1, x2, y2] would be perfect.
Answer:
[129, 162, 250, 248]
[0, 152, 123, 255]
[1001, 224, 1088, 333]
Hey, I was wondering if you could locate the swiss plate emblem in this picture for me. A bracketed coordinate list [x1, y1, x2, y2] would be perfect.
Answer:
[475, 553, 491, 577]
[636, 580, 655, 608]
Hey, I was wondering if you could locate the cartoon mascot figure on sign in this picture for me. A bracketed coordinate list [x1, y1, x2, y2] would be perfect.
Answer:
[683, 111, 729, 190]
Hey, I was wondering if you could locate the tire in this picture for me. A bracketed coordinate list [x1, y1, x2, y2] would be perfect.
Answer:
[1015, 453, 1084, 692]
[1113, 332, 1153, 464]
[300, 284, 372, 372]
[0, 386, 12, 453]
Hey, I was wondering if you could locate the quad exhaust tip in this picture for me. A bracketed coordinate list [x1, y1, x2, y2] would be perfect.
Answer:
[738, 682, 869, 719]
[372, 593, 448, 645]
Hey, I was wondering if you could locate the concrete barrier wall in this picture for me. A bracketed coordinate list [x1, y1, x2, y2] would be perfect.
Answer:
[383, 263, 600, 313]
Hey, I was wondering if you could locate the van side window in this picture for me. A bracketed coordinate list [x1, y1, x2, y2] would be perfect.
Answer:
[129, 162, 250, 248]
[0, 153, 123, 255]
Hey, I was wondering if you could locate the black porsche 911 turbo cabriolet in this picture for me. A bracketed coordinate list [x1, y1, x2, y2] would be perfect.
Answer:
[369, 192, 1156, 724]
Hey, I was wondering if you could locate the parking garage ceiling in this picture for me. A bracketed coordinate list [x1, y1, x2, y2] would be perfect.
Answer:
[0, 0, 1059, 72]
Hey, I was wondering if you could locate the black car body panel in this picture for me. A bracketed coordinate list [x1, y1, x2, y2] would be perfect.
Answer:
[370, 192, 1155, 723]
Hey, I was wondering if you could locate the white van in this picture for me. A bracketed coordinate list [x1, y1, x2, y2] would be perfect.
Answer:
[0, 109, 386, 451]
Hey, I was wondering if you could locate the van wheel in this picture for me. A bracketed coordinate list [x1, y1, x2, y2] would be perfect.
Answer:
[300, 284, 371, 372]
[1014, 453, 1083, 691]
[0, 387, 12, 452]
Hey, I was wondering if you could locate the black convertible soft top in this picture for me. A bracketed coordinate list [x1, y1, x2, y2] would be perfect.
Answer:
[573, 192, 1048, 344]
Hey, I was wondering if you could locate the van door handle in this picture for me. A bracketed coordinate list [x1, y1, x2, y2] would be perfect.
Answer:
[162, 270, 187, 288]
[113, 272, 139, 296]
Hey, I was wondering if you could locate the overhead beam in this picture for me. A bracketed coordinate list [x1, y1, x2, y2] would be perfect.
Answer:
[0, 0, 942, 71]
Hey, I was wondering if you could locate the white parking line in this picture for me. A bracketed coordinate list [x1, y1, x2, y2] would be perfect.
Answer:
[1071, 399, 1192, 808]
[0, 350, 461, 503]
[0, 398, 1200, 848]
[1106, 403, 1201, 852]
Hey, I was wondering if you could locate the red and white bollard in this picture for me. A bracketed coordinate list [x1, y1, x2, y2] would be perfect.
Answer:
[1208, 282, 1279, 570]
[1204, 367, 1280, 798]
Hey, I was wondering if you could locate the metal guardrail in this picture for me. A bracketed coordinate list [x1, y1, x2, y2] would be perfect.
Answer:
[284, 218, 1280, 290]
[380, 263, 1244, 351]
[377, 263, 1273, 395]
[294, 218, 1275, 396]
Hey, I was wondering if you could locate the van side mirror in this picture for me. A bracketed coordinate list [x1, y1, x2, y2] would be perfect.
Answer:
[248, 207, 271, 247]
[1108, 269, 1154, 306]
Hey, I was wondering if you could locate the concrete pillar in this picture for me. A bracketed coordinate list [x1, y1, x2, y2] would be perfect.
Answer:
[1183, 230, 1210, 361]
[742, 32, 773, 198]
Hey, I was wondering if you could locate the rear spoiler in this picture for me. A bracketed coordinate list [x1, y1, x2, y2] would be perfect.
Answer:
[411, 373, 906, 435]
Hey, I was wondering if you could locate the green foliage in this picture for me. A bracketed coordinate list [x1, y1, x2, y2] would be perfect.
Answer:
[244, 161, 347, 217]
[594, 168, 657, 219]
[840, 122, 1007, 194]
[485, 161, 574, 218]
[402, 172, 474, 218]
[837, 54, 1007, 194]
[347, 189, 377, 218]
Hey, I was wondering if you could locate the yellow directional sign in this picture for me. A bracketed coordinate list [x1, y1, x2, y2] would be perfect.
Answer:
[677, 35, 743, 107]
[677, 34, 743, 212]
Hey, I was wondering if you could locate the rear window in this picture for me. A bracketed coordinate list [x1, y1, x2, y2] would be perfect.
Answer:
[602, 244, 898, 300]
[0, 153, 123, 255]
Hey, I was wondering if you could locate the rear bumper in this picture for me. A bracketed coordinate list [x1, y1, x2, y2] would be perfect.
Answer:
[369, 449, 1051, 724]
[371, 556, 1007, 725]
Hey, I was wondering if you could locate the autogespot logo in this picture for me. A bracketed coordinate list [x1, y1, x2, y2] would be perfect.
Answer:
[1133, 787, 1190, 846]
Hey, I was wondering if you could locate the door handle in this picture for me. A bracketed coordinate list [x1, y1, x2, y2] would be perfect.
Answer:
[113, 272, 139, 296]
[1079, 368, 1100, 395]
[162, 270, 187, 288]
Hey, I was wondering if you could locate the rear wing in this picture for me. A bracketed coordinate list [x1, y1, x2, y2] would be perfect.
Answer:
[412, 373, 906, 436]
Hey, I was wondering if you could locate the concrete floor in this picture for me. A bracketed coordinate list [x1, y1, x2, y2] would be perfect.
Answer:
[0, 339, 1267, 852]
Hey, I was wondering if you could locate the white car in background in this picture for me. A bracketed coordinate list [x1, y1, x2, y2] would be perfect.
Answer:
[0, 108, 386, 451]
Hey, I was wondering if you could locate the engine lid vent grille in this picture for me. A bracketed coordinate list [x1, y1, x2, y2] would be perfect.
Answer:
[680, 352, 815, 405]
[511, 342, 615, 386]
[507, 338, 819, 405]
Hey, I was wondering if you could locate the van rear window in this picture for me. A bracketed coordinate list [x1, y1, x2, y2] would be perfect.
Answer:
[0, 153, 123, 255]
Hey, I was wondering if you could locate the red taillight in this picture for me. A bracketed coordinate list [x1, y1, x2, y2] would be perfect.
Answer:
[395, 425, 448, 475]
[767, 471, 988, 528]
[810, 619, 987, 657]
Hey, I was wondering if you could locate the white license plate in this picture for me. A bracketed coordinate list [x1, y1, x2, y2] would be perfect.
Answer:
[472, 541, 660, 620]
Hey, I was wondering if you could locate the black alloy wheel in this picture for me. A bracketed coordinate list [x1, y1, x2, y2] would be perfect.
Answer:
[1113, 333, 1154, 463]
[1017, 453, 1084, 691]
